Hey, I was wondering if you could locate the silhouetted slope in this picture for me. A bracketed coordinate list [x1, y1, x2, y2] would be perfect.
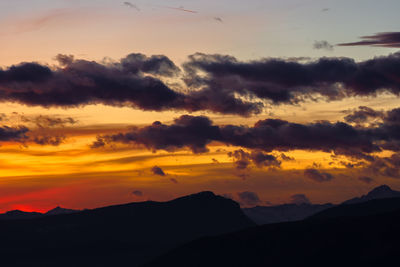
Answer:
[44, 206, 79, 216]
[0, 191, 254, 267]
[0, 207, 78, 221]
[146, 200, 400, 267]
[309, 196, 400, 220]
[243, 203, 333, 225]
[243, 185, 400, 225]
[343, 184, 400, 204]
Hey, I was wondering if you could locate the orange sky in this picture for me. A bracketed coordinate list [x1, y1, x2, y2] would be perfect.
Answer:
[1, 0, 400, 212]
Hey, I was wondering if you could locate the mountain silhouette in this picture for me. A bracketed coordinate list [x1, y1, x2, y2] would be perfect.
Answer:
[0, 191, 254, 266]
[342, 184, 400, 205]
[145, 196, 400, 267]
[243, 203, 333, 225]
[243, 185, 400, 225]
[0, 210, 43, 220]
[45, 206, 79, 216]
[0, 207, 79, 221]
[309, 194, 400, 221]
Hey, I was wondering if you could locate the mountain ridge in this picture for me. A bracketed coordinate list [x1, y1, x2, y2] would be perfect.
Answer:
[243, 185, 400, 225]
[145, 195, 400, 267]
[0, 191, 254, 267]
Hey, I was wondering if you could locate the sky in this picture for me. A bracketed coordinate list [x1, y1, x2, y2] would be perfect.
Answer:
[0, 0, 400, 212]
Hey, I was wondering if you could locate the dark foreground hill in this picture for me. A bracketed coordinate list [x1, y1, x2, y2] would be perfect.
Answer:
[0, 192, 254, 267]
[145, 196, 400, 267]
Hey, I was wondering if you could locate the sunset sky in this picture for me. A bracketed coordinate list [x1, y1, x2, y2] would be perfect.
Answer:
[1, 0, 400, 212]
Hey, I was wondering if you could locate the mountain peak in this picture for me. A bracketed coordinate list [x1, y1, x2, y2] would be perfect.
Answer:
[174, 191, 217, 202]
[367, 185, 393, 196]
[45, 206, 78, 216]
[191, 191, 216, 198]
[5, 210, 29, 215]
[343, 184, 400, 205]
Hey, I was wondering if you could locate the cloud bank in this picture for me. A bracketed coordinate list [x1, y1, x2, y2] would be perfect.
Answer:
[1, 52, 400, 116]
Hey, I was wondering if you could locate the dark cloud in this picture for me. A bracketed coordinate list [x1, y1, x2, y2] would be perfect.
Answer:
[237, 191, 261, 206]
[290, 194, 311, 205]
[5, 52, 400, 116]
[170, 178, 178, 184]
[54, 54, 74, 67]
[338, 32, 400, 48]
[151, 166, 166, 176]
[280, 153, 295, 161]
[26, 115, 77, 128]
[91, 136, 106, 149]
[0, 126, 29, 142]
[359, 176, 375, 184]
[183, 52, 400, 106]
[228, 149, 281, 170]
[94, 116, 221, 153]
[132, 190, 143, 196]
[304, 168, 334, 182]
[0, 113, 77, 128]
[33, 135, 66, 146]
[0, 56, 183, 112]
[0, 62, 52, 83]
[121, 53, 180, 77]
[0, 53, 260, 116]
[92, 113, 395, 160]
[366, 153, 400, 178]
[344, 106, 384, 125]
[313, 40, 334, 51]
[211, 158, 219, 164]
[89, 107, 400, 178]
[228, 149, 251, 170]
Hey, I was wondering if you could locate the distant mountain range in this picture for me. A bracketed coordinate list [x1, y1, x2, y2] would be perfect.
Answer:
[0, 206, 79, 220]
[243, 203, 333, 225]
[243, 184, 400, 225]
[0, 191, 253, 267]
[3, 185, 397, 224]
[145, 187, 400, 267]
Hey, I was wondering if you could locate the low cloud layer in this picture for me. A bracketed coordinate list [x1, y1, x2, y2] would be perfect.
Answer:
[93, 113, 392, 159]
[91, 108, 400, 177]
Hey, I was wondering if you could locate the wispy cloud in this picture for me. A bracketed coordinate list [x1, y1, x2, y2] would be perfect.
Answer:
[123, 2, 140, 11]
[338, 32, 400, 48]
[161, 6, 198, 14]
[2, 9, 71, 35]
[214, 17, 223, 23]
